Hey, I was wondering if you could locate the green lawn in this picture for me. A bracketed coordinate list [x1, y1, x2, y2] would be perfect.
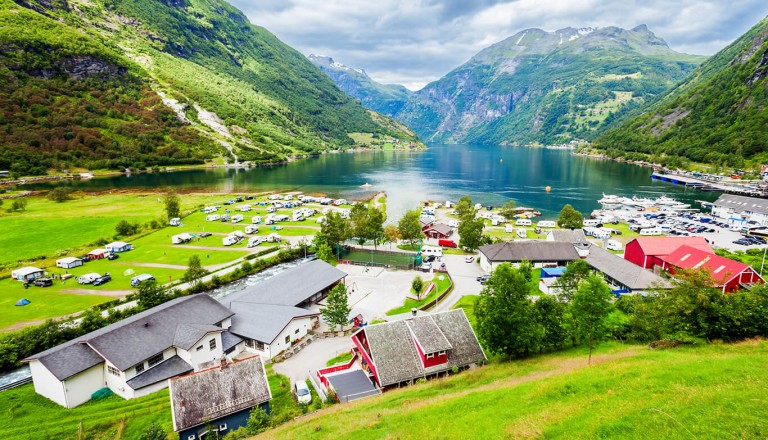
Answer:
[263, 340, 768, 439]
[326, 351, 354, 367]
[386, 274, 452, 315]
[451, 295, 479, 328]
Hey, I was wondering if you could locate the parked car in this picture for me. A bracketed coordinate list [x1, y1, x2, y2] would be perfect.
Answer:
[420, 262, 432, 272]
[93, 273, 112, 286]
[33, 278, 53, 287]
[477, 274, 491, 284]
[200, 232, 212, 238]
[465, 256, 475, 263]
[424, 255, 436, 263]
[107, 253, 119, 260]
[295, 380, 312, 404]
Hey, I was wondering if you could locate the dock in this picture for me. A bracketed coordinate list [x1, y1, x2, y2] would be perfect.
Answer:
[651, 172, 768, 197]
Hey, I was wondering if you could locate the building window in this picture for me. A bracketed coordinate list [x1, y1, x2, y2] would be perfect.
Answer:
[196, 345, 203, 351]
[219, 423, 228, 431]
[426, 353, 434, 359]
[245, 339, 254, 348]
[107, 365, 120, 376]
[147, 353, 164, 367]
[285, 335, 290, 344]
[188, 435, 196, 440]
[209, 338, 217, 350]
[135, 363, 145, 374]
[295, 328, 300, 335]
[438, 351, 446, 356]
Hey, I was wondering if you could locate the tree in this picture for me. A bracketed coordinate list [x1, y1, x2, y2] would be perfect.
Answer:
[8, 198, 27, 212]
[139, 423, 166, 440]
[475, 263, 543, 359]
[316, 242, 335, 263]
[499, 200, 517, 220]
[557, 204, 584, 229]
[366, 207, 386, 250]
[350, 203, 370, 245]
[321, 212, 351, 252]
[554, 259, 592, 302]
[412, 276, 424, 300]
[383, 224, 400, 250]
[182, 255, 206, 285]
[245, 406, 271, 435]
[397, 209, 423, 249]
[136, 280, 166, 310]
[458, 217, 487, 251]
[454, 195, 476, 220]
[163, 189, 181, 221]
[115, 219, 138, 237]
[47, 187, 72, 203]
[79, 308, 106, 333]
[571, 275, 613, 363]
[321, 284, 351, 331]
[534, 295, 569, 352]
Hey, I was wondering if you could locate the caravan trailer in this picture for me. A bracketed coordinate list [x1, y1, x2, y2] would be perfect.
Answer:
[606, 240, 623, 251]
[583, 219, 601, 227]
[639, 227, 663, 236]
[247, 237, 264, 248]
[206, 214, 221, 222]
[239, 204, 252, 212]
[421, 246, 443, 258]
[172, 233, 193, 244]
[245, 225, 259, 234]
[251, 215, 262, 224]
[515, 219, 532, 226]
[537, 220, 556, 228]
[231, 214, 244, 224]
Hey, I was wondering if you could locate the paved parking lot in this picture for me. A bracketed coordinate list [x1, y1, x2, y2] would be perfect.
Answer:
[272, 337, 353, 385]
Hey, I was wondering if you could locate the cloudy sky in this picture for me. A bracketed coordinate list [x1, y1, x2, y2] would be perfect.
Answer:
[230, 0, 768, 90]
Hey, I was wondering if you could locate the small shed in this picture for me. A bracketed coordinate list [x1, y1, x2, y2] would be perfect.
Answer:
[56, 257, 83, 269]
[169, 356, 272, 440]
[105, 241, 133, 253]
[11, 267, 44, 282]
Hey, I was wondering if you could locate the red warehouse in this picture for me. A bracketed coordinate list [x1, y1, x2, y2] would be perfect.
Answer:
[624, 237, 712, 270]
[661, 245, 765, 293]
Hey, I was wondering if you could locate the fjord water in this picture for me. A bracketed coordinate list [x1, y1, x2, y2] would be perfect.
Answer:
[32, 145, 720, 219]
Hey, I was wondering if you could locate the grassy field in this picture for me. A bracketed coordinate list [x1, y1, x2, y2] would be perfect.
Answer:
[326, 351, 354, 366]
[386, 274, 452, 315]
[451, 295, 478, 327]
[0, 363, 314, 439]
[262, 340, 768, 439]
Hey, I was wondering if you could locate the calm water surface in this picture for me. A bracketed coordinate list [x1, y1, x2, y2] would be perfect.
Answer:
[28, 145, 721, 219]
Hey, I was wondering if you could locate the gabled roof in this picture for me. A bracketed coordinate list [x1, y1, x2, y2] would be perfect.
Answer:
[713, 194, 768, 215]
[405, 317, 452, 354]
[126, 355, 192, 390]
[585, 245, 672, 290]
[357, 309, 485, 387]
[25, 295, 234, 376]
[628, 236, 712, 257]
[479, 241, 580, 262]
[173, 324, 224, 351]
[425, 223, 452, 236]
[661, 245, 757, 285]
[170, 356, 272, 432]
[220, 259, 345, 308]
[547, 229, 587, 243]
[229, 303, 319, 344]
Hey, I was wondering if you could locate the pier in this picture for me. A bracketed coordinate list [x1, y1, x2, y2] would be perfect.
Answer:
[651, 172, 768, 197]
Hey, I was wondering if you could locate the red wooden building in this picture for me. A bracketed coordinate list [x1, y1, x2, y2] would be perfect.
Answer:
[624, 237, 712, 270]
[424, 223, 453, 239]
[350, 309, 485, 389]
[661, 245, 764, 293]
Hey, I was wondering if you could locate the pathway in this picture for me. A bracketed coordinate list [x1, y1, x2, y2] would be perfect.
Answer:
[272, 337, 354, 385]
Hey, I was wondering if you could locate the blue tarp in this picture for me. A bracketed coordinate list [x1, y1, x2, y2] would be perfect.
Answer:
[541, 267, 567, 278]
[15, 298, 30, 306]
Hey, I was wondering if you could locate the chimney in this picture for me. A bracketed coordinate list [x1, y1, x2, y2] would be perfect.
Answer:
[411, 308, 417, 317]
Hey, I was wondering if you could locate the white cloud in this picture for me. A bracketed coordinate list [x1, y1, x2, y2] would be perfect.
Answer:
[231, 0, 768, 90]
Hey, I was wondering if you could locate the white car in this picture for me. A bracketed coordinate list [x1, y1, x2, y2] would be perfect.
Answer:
[465, 256, 475, 263]
[295, 380, 312, 404]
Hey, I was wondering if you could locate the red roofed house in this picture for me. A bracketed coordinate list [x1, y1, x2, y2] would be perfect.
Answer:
[661, 245, 764, 293]
[624, 237, 713, 270]
[424, 223, 453, 239]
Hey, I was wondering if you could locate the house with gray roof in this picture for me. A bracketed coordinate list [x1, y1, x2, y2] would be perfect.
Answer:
[170, 355, 271, 440]
[228, 303, 320, 360]
[711, 193, 768, 226]
[23, 294, 237, 408]
[351, 309, 485, 388]
[584, 245, 672, 294]
[478, 241, 581, 272]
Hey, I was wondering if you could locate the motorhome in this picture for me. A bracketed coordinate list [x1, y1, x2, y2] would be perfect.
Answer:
[292, 211, 304, 221]
[583, 219, 601, 227]
[515, 219, 532, 226]
[606, 240, 623, 251]
[267, 233, 282, 243]
[251, 215, 262, 224]
[245, 225, 259, 234]
[203, 206, 217, 214]
[239, 204, 252, 212]
[223, 231, 245, 246]
[448, 219, 460, 228]
[537, 220, 556, 228]
[206, 214, 221, 222]
[266, 206, 276, 213]
[505, 224, 514, 233]
[421, 246, 443, 257]
[284, 195, 293, 201]
[247, 237, 264, 248]
[516, 229, 527, 239]
[220, 213, 230, 222]
[169, 218, 181, 226]
[231, 214, 244, 224]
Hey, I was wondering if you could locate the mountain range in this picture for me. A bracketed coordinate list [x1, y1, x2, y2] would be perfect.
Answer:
[594, 16, 768, 168]
[0, 0, 421, 176]
[314, 25, 706, 146]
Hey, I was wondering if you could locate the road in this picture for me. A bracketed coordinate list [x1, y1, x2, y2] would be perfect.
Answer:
[433, 253, 486, 311]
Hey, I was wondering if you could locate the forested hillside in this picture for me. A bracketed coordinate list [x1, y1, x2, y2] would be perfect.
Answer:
[594, 16, 768, 168]
[0, 0, 421, 176]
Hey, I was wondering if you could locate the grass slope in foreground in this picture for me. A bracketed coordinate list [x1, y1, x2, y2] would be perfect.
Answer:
[263, 340, 768, 439]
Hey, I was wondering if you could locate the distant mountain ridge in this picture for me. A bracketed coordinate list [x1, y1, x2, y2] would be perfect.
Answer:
[0, 0, 421, 176]
[593, 16, 768, 167]
[308, 54, 412, 116]
[385, 25, 706, 145]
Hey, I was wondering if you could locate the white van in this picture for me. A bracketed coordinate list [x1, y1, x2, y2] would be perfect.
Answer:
[245, 225, 259, 234]
[421, 246, 443, 257]
[583, 219, 601, 227]
[639, 227, 663, 236]
[251, 215, 262, 224]
[206, 214, 221, 222]
[515, 218, 532, 226]
[606, 239, 623, 251]
[537, 220, 556, 228]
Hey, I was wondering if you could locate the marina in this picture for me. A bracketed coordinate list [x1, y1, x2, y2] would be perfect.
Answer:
[651, 172, 768, 197]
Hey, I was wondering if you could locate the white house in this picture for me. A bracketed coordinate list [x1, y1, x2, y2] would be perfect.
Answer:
[11, 267, 44, 282]
[24, 295, 236, 408]
[711, 193, 768, 226]
[56, 257, 83, 269]
[105, 241, 133, 253]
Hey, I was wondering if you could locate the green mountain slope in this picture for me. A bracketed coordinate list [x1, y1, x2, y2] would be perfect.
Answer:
[263, 341, 768, 439]
[395, 26, 705, 145]
[308, 54, 413, 117]
[593, 16, 768, 167]
[0, 0, 421, 176]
